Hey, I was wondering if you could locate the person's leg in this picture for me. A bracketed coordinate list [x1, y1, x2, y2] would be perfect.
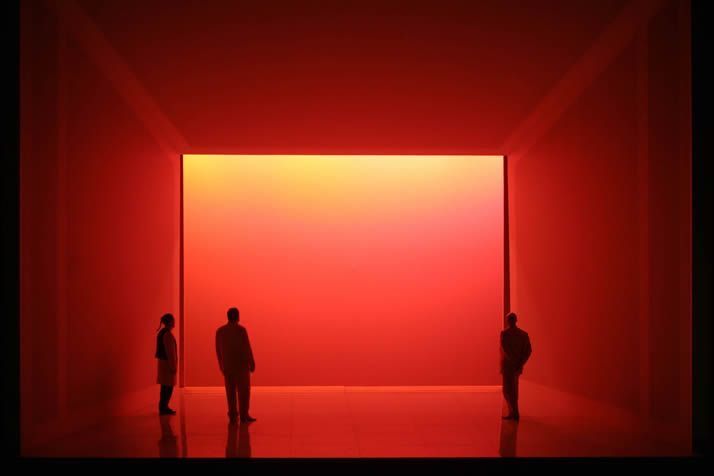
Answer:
[225, 375, 238, 421]
[159, 385, 169, 411]
[502, 372, 516, 417]
[512, 375, 520, 418]
[501, 373, 510, 415]
[165, 385, 174, 410]
[238, 371, 252, 421]
[160, 385, 176, 414]
[159, 386, 163, 410]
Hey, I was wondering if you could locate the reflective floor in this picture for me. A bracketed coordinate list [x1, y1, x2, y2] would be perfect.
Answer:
[25, 382, 690, 458]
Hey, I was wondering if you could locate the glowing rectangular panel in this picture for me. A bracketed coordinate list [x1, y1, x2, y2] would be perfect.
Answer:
[183, 155, 503, 386]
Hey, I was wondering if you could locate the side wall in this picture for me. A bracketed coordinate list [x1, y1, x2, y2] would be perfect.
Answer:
[20, 0, 179, 451]
[509, 0, 691, 444]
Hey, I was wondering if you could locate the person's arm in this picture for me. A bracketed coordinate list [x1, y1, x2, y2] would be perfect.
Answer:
[245, 329, 255, 373]
[522, 334, 532, 366]
[216, 329, 224, 374]
[165, 332, 178, 373]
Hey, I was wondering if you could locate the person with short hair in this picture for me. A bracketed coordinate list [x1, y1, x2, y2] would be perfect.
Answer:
[500, 312, 532, 421]
[216, 307, 256, 424]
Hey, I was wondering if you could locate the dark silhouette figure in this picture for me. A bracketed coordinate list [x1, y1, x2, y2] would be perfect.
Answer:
[156, 313, 178, 415]
[500, 312, 532, 421]
[158, 415, 179, 458]
[226, 422, 252, 458]
[216, 307, 256, 424]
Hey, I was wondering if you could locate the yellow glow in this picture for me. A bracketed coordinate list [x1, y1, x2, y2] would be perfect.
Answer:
[183, 154, 503, 225]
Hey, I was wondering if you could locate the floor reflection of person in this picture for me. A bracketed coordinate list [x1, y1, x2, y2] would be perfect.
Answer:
[158, 415, 179, 458]
[226, 422, 252, 458]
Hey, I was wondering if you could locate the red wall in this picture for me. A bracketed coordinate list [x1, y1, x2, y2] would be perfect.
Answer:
[20, 0, 691, 451]
[510, 41, 641, 410]
[21, 1, 61, 431]
[184, 155, 503, 386]
[62, 38, 178, 410]
[509, 0, 690, 436]
[21, 0, 179, 449]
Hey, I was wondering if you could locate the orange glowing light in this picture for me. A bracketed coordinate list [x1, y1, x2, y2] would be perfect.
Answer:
[182, 155, 504, 386]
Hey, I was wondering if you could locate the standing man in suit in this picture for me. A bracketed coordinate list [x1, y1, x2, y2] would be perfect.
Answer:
[500, 312, 532, 421]
[216, 307, 257, 424]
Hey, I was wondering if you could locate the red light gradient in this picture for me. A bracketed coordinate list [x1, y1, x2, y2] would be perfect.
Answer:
[19, 0, 691, 454]
[183, 155, 504, 386]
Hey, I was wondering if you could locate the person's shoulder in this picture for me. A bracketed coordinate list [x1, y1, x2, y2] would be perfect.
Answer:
[217, 324, 228, 333]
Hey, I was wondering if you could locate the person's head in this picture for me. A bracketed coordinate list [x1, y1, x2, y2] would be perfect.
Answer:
[227, 307, 240, 323]
[505, 312, 517, 328]
[159, 313, 175, 331]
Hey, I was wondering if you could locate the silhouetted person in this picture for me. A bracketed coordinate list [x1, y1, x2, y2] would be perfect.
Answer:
[216, 307, 256, 424]
[156, 313, 178, 415]
[500, 312, 531, 421]
[226, 421, 252, 458]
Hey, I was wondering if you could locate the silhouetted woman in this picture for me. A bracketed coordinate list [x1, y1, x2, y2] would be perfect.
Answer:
[156, 313, 178, 415]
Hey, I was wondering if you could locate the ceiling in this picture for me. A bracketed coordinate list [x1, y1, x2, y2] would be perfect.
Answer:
[72, 0, 628, 152]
